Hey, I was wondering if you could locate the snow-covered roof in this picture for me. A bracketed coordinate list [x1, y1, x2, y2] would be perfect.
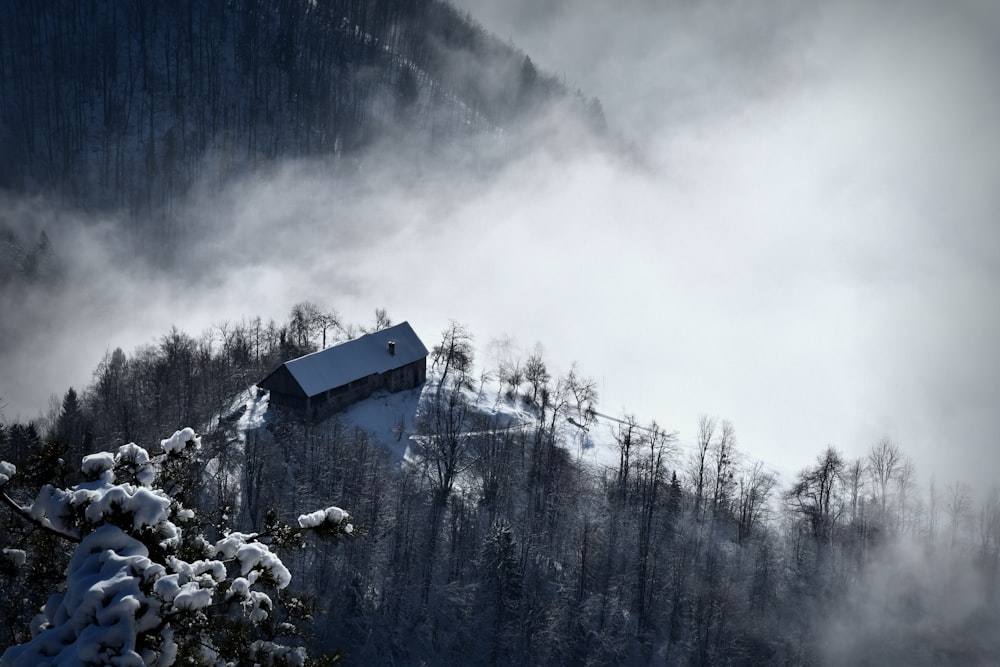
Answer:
[282, 321, 428, 397]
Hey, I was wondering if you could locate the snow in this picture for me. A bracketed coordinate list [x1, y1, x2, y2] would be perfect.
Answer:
[228, 577, 251, 600]
[336, 385, 426, 463]
[297, 509, 327, 528]
[249, 641, 307, 667]
[29, 484, 78, 538]
[299, 365, 615, 476]
[153, 559, 226, 613]
[82, 485, 172, 532]
[235, 542, 292, 589]
[324, 506, 346, 524]
[3, 431, 303, 665]
[165, 557, 226, 584]
[202, 386, 271, 528]
[160, 427, 199, 454]
[153, 573, 182, 600]
[3, 526, 158, 666]
[247, 591, 272, 623]
[157, 627, 177, 666]
[239, 387, 271, 432]
[0, 460, 14, 485]
[213, 532, 259, 559]
[116, 443, 150, 465]
[171, 582, 213, 611]
[278, 321, 428, 397]
[116, 443, 155, 487]
[297, 505, 349, 528]
[81, 452, 115, 477]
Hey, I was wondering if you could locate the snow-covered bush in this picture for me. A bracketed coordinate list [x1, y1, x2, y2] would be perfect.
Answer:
[0, 428, 351, 666]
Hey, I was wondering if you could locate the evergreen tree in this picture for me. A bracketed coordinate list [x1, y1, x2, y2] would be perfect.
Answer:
[53, 387, 93, 460]
[0, 428, 352, 665]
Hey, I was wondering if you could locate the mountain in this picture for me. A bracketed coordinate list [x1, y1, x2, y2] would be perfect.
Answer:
[0, 0, 604, 218]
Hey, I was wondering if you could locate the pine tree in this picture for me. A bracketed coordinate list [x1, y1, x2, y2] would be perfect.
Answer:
[53, 387, 92, 460]
[0, 428, 352, 665]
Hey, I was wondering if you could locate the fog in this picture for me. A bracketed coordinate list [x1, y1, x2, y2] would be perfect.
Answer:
[2, 0, 999, 495]
[819, 536, 1000, 664]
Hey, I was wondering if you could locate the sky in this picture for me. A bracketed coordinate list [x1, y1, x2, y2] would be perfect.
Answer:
[3, 0, 999, 492]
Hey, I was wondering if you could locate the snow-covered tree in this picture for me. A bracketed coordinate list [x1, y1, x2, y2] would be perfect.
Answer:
[0, 428, 352, 666]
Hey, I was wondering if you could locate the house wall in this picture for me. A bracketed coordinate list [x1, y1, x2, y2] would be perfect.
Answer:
[258, 366, 305, 399]
[269, 391, 308, 411]
[279, 357, 428, 422]
[386, 356, 427, 392]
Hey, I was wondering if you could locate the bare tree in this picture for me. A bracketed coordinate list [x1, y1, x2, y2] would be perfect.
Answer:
[689, 415, 715, 521]
[241, 430, 268, 529]
[488, 336, 524, 400]
[894, 457, 916, 533]
[316, 308, 342, 348]
[710, 420, 737, 518]
[978, 486, 1000, 567]
[736, 460, 776, 545]
[432, 321, 474, 393]
[945, 481, 973, 550]
[418, 389, 473, 507]
[471, 418, 521, 515]
[498, 358, 524, 400]
[288, 301, 322, 350]
[845, 457, 867, 528]
[415, 384, 474, 603]
[523, 345, 550, 406]
[635, 421, 675, 632]
[361, 307, 392, 334]
[613, 413, 639, 499]
[844, 457, 869, 554]
[564, 363, 598, 426]
[868, 437, 901, 526]
[786, 446, 845, 545]
[928, 475, 940, 543]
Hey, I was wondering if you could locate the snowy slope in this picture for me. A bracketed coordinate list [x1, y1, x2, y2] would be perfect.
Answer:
[229, 368, 787, 490]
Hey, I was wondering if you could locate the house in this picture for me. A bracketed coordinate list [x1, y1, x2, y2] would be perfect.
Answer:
[258, 321, 428, 419]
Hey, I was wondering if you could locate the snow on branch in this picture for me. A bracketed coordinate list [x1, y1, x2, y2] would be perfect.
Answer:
[1, 428, 351, 666]
[160, 427, 199, 454]
[0, 460, 17, 486]
[297, 505, 353, 534]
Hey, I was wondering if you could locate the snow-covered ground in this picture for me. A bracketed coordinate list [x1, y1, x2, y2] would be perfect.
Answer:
[322, 371, 627, 471]
[224, 362, 794, 494]
[335, 385, 427, 464]
[236, 387, 271, 433]
[231, 369, 687, 476]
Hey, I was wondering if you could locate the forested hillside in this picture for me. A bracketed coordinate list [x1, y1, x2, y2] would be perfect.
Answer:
[0, 0, 601, 220]
[2, 308, 998, 664]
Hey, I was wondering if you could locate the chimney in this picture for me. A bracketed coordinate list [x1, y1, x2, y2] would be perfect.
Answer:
[387, 341, 396, 355]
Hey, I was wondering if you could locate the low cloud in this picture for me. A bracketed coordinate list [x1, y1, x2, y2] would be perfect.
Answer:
[819, 538, 1000, 665]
